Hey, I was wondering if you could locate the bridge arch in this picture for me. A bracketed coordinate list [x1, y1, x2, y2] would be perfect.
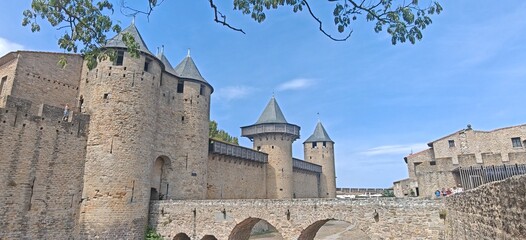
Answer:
[298, 218, 369, 240]
[201, 235, 218, 240]
[228, 217, 283, 240]
[173, 232, 190, 240]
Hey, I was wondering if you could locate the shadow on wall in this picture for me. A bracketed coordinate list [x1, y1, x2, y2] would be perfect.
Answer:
[299, 219, 370, 240]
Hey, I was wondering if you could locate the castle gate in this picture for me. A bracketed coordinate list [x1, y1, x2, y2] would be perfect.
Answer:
[149, 198, 445, 240]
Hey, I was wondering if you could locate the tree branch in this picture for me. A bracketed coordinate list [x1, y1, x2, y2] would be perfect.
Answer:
[209, 0, 246, 34]
[303, 0, 351, 41]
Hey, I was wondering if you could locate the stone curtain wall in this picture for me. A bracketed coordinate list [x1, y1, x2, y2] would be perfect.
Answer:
[10, 52, 83, 114]
[207, 153, 267, 199]
[0, 96, 89, 239]
[445, 174, 526, 239]
[292, 169, 319, 198]
[149, 198, 445, 240]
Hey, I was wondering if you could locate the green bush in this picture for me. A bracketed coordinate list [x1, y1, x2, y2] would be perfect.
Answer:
[145, 227, 162, 240]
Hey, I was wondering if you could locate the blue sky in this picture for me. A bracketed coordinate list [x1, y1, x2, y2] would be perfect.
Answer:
[1, 1, 526, 188]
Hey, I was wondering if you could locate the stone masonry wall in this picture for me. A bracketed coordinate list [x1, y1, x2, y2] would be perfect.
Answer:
[149, 198, 445, 240]
[10, 52, 83, 114]
[207, 153, 267, 199]
[0, 96, 89, 239]
[0, 53, 18, 104]
[445, 174, 526, 239]
[292, 169, 319, 198]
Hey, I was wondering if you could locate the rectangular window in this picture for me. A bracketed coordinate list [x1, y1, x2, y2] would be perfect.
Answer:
[177, 81, 184, 93]
[312, 142, 317, 148]
[448, 140, 455, 148]
[144, 58, 151, 72]
[512, 137, 522, 148]
[199, 84, 205, 95]
[430, 161, 436, 166]
[0, 76, 6, 96]
[114, 51, 124, 66]
[322, 141, 327, 148]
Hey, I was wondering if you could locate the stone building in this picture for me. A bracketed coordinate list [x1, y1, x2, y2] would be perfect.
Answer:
[394, 124, 526, 198]
[0, 22, 336, 239]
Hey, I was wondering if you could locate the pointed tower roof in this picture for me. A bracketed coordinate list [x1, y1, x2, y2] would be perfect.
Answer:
[241, 96, 300, 141]
[157, 51, 177, 75]
[105, 22, 153, 56]
[173, 53, 208, 83]
[304, 121, 333, 143]
[255, 96, 288, 124]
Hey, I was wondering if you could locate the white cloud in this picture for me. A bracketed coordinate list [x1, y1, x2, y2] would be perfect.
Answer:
[277, 78, 314, 91]
[0, 38, 23, 56]
[360, 143, 428, 156]
[213, 86, 254, 101]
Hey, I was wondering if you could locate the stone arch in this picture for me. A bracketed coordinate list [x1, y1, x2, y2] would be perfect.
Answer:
[151, 155, 171, 200]
[201, 235, 218, 240]
[228, 217, 284, 240]
[298, 218, 369, 240]
[173, 233, 191, 240]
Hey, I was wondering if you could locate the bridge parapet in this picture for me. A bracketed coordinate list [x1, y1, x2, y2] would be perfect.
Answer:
[149, 198, 445, 240]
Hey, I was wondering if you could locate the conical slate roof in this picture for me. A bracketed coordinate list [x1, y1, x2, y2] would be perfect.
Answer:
[304, 121, 333, 143]
[157, 52, 177, 75]
[173, 55, 207, 83]
[105, 22, 153, 56]
[255, 97, 288, 124]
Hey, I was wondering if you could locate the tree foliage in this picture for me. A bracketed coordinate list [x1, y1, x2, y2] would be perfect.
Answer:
[22, 0, 442, 68]
[210, 120, 239, 145]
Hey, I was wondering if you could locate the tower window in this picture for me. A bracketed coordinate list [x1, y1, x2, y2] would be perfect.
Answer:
[448, 140, 455, 148]
[177, 81, 184, 93]
[312, 142, 317, 148]
[0, 76, 7, 97]
[114, 51, 124, 66]
[512, 137, 522, 148]
[323, 141, 327, 148]
[199, 84, 205, 95]
[144, 58, 151, 72]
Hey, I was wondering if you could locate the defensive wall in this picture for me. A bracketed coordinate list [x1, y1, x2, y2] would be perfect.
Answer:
[445, 174, 526, 239]
[0, 95, 89, 239]
[149, 198, 446, 240]
[398, 125, 526, 198]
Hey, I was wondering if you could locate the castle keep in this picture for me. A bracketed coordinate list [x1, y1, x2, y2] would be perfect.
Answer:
[0, 23, 336, 239]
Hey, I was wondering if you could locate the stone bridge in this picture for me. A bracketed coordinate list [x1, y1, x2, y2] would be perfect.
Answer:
[149, 198, 445, 240]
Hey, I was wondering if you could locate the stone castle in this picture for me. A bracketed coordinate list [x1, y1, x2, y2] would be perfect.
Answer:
[0, 22, 337, 239]
[394, 124, 526, 198]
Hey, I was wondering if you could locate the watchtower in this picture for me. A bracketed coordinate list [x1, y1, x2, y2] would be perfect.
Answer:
[304, 121, 336, 198]
[78, 22, 166, 238]
[241, 96, 300, 199]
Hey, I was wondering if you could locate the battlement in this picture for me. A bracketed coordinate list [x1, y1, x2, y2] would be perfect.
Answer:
[0, 95, 90, 136]
[293, 158, 322, 173]
[209, 139, 268, 163]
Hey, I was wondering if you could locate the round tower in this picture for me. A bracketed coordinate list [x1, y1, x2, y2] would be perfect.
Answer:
[241, 97, 300, 199]
[170, 50, 213, 200]
[77, 22, 165, 238]
[304, 121, 336, 198]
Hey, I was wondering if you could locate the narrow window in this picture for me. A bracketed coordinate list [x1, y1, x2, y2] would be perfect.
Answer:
[448, 140, 455, 148]
[312, 142, 317, 148]
[144, 58, 151, 72]
[0, 76, 7, 96]
[199, 84, 205, 95]
[512, 137, 522, 148]
[430, 161, 436, 166]
[177, 81, 184, 93]
[323, 141, 327, 148]
[114, 51, 124, 66]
